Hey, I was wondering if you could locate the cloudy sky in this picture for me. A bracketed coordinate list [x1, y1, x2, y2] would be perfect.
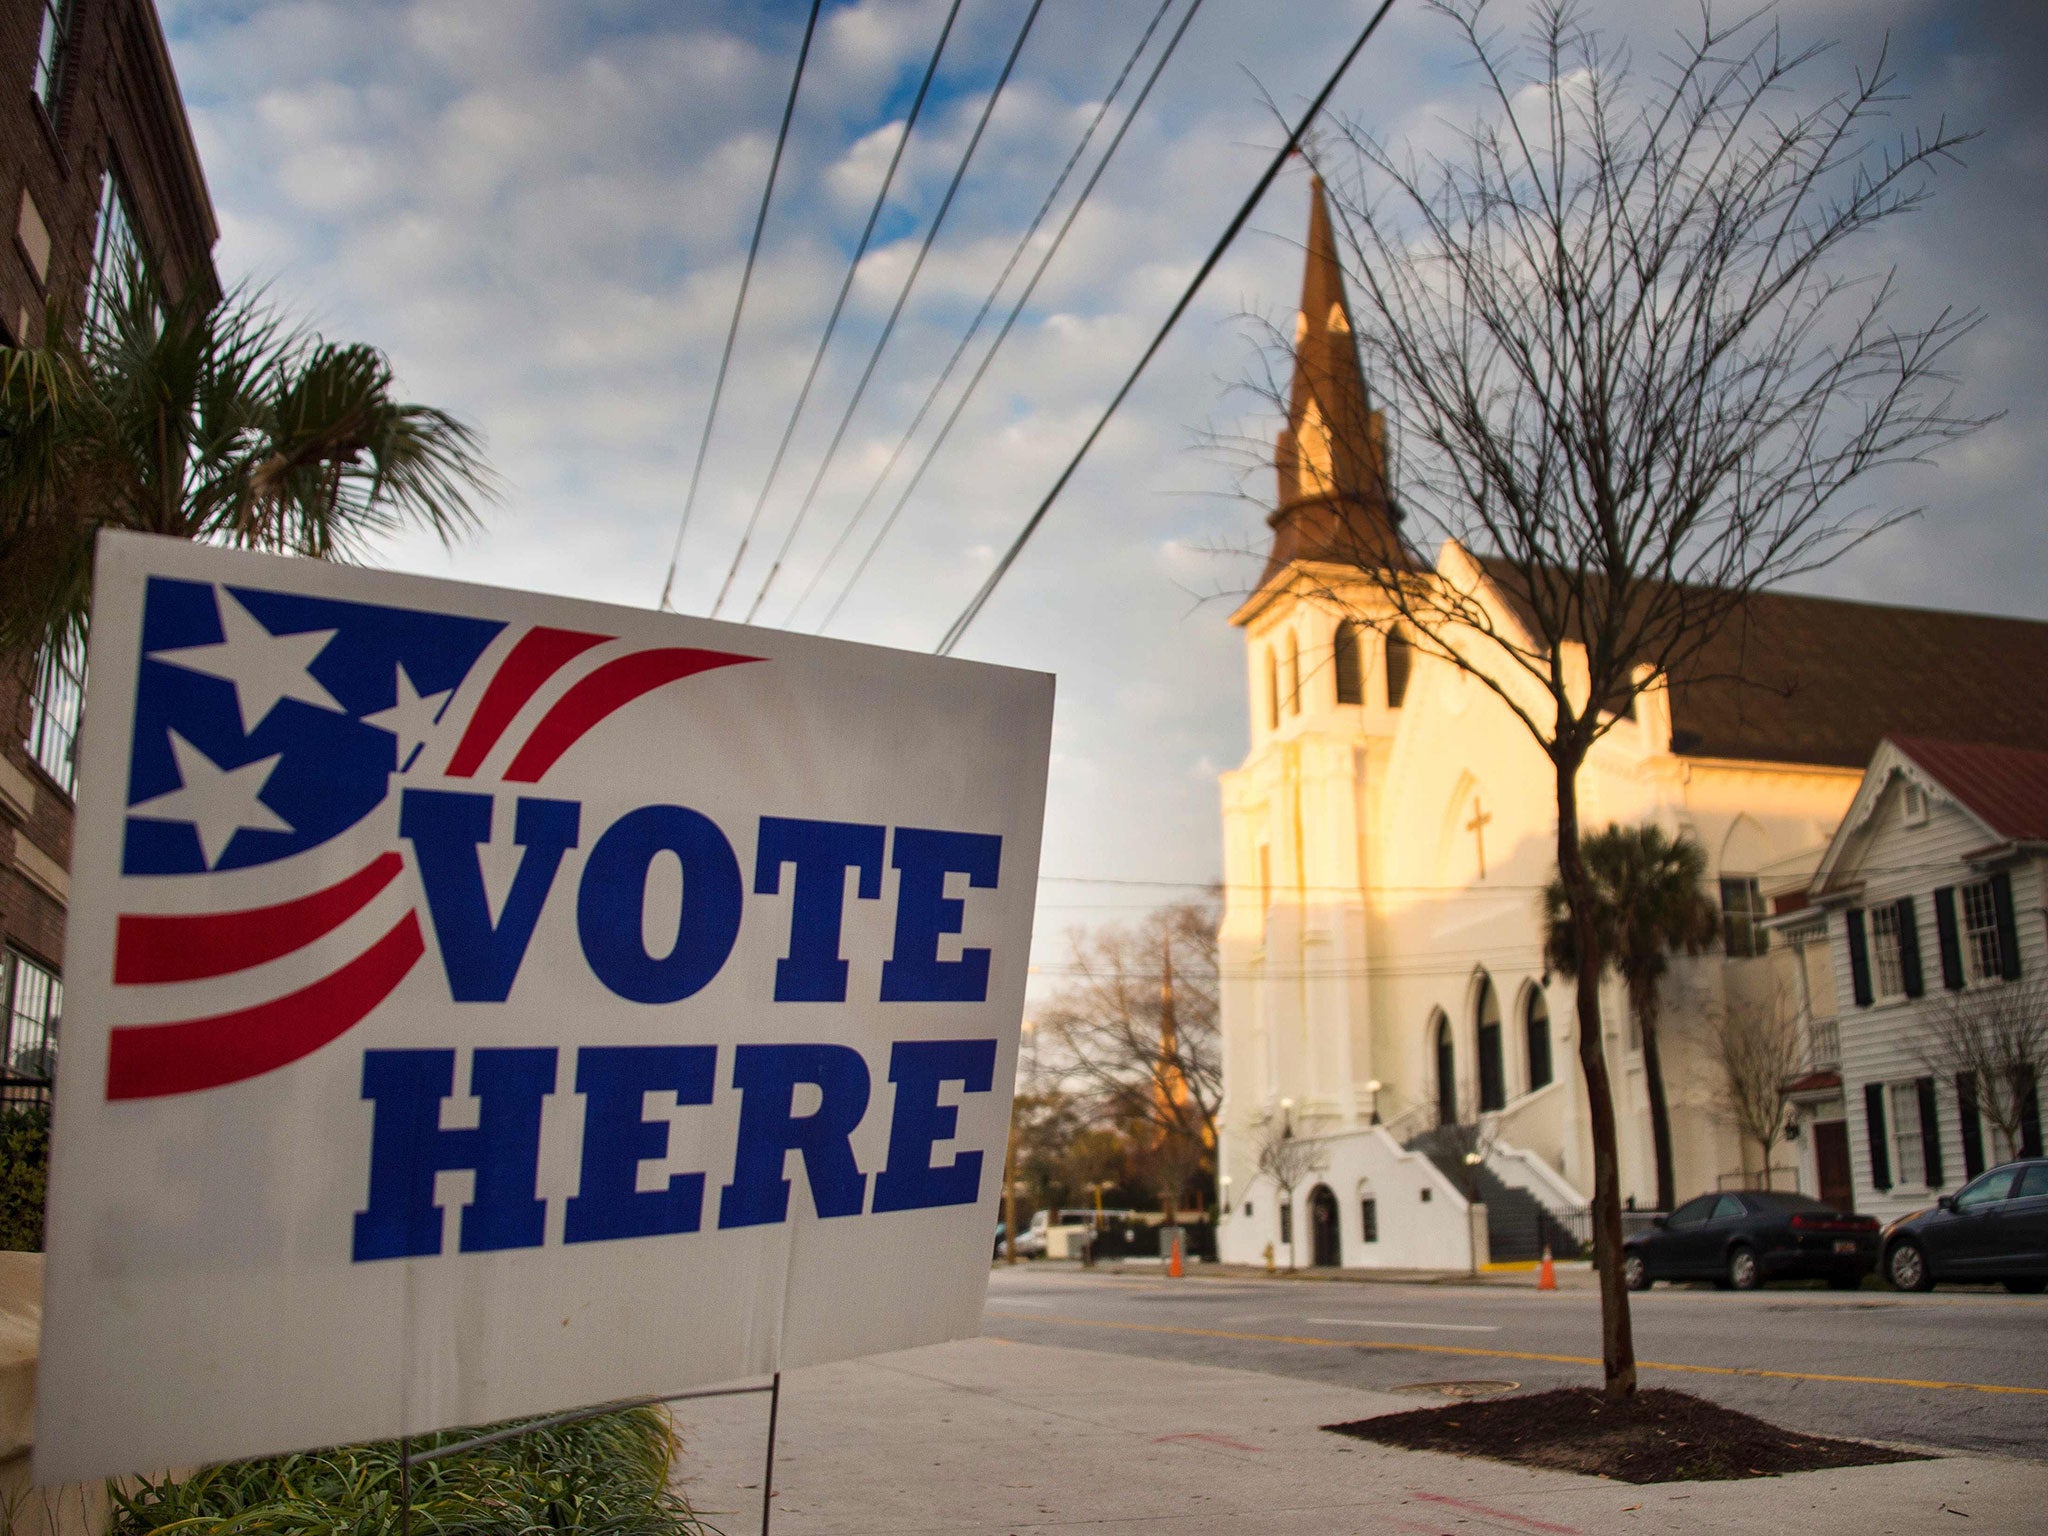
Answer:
[158, 0, 2047, 978]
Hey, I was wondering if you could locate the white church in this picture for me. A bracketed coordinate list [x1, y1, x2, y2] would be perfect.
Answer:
[1214, 180, 2048, 1270]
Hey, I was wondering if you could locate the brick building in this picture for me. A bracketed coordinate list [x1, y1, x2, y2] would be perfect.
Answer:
[1, 0, 217, 1100]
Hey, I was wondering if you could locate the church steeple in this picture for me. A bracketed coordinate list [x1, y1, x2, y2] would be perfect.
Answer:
[1261, 175, 1402, 587]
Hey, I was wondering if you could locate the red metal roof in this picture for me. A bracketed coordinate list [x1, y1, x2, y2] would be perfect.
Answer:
[1893, 737, 2048, 843]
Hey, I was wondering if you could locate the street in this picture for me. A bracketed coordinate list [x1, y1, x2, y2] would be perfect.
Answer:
[981, 1265, 2048, 1460]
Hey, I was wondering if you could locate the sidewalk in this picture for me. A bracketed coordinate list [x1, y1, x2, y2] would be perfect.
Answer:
[670, 1335, 2045, 1535]
[1089, 1258, 1604, 1288]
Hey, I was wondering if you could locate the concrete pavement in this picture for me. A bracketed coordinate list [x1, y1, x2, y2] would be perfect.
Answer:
[670, 1334, 2048, 1535]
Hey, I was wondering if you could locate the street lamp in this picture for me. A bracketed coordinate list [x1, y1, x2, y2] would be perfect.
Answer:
[1366, 1079, 1382, 1125]
[1280, 1096, 1295, 1140]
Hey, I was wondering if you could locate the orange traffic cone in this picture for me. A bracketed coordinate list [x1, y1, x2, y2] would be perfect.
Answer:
[1169, 1235, 1184, 1278]
[1537, 1245, 1557, 1292]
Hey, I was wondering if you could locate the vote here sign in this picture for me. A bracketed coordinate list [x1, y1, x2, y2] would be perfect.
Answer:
[37, 533, 1053, 1484]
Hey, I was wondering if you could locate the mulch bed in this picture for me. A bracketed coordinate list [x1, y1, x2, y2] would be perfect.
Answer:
[1325, 1387, 1928, 1484]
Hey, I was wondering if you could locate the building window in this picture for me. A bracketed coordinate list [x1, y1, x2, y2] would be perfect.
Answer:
[33, 0, 73, 115]
[1720, 877, 1769, 958]
[86, 164, 148, 337]
[1525, 988, 1553, 1091]
[1385, 628, 1412, 707]
[1889, 1080, 1925, 1188]
[1869, 903, 1907, 1001]
[26, 628, 85, 795]
[1278, 1202, 1293, 1246]
[1476, 973, 1505, 1112]
[1359, 1196, 1378, 1243]
[1333, 621, 1362, 705]
[1285, 632, 1301, 716]
[1961, 879, 2003, 984]
[1265, 648, 1279, 731]
[2, 949, 61, 1085]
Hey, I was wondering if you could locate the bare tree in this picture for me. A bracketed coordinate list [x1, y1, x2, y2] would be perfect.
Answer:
[1254, 1121, 1330, 1270]
[1228, 2, 1985, 1398]
[1916, 976, 2048, 1164]
[1039, 901, 1223, 1215]
[1705, 993, 1804, 1188]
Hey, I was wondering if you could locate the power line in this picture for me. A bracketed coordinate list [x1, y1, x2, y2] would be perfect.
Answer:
[716, 0, 1047, 620]
[934, 0, 1401, 656]
[656, 0, 823, 613]
[812, 0, 1207, 633]
[775, 0, 1183, 630]
[707, 0, 967, 620]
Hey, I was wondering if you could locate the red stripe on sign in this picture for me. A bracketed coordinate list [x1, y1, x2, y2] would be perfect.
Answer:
[113, 852, 404, 985]
[105, 913, 425, 1100]
[445, 626, 612, 776]
[502, 648, 759, 782]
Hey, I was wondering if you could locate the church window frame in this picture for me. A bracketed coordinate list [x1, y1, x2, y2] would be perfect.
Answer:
[1333, 620, 1362, 705]
[1475, 971, 1506, 1113]
[1384, 628, 1412, 707]
[1523, 984, 1553, 1092]
[1286, 631, 1302, 716]
[1431, 1009, 1456, 1126]
[1264, 647, 1279, 731]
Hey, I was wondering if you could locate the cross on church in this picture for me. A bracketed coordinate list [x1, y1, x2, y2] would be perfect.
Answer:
[1466, 798, 1493, 879]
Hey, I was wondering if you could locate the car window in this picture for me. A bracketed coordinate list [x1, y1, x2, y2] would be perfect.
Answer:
[1667, 1196, 1716, 1229]
[1956, 1168, 2021, 1211]
[2015, 1165, 2048, 1199]
[1710, 1195, 1745, 1221]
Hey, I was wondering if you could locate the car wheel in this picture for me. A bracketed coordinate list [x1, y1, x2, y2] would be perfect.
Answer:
[1623, 1253, 1651, 1291]
[2002, 1278, 2047, 1295]
[1826, 1272, 1863, 1291]
[1887, 1239, 1934, 1293]
[1726, 1245, 1761, 1292]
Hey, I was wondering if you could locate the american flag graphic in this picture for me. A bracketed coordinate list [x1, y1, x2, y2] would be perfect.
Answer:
[107, 575, 755, 1102]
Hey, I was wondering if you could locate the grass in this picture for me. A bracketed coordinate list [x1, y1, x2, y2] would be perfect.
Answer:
[108, 1406, 716, 1535]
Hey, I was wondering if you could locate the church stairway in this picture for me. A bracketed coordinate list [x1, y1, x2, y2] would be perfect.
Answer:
[1406, 1127, 1583, 1263]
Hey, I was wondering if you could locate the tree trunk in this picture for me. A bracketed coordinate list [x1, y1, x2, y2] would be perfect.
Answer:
[1636, 991, 1676, 1213]
[1556, 749, 1636, 1401]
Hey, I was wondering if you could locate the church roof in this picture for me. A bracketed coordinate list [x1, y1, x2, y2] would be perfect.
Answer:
[1891, 737, 2048, 843]
[1473, 555, 2048, 768]
[1255, 176, 1405, 594]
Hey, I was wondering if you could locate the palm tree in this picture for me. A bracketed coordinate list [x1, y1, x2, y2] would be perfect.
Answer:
[1542, 825, 1719, 1213]
[0, 256, 491, 657]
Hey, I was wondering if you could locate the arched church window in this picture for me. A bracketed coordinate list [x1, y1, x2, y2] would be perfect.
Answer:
[1525, 986, 1553, 1091]
[1385, 628, 1413, 707]
[1476, 973, 1505, 1112]
[1432, 1010, 1455, 1126]
[1286, 632, 1302, 715]
[1333, 621, 1362, 705]
[1265, 647, 1279, 730]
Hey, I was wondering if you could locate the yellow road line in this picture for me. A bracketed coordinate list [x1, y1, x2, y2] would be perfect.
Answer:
[984, 1310, 2048, 1398]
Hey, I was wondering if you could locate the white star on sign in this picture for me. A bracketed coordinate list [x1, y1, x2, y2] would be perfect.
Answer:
[361, 664, 452, 771]
[152, 589, 344, 732]
[130, 731, 294, 869]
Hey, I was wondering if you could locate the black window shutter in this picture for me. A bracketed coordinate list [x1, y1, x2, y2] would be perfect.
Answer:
[1957, 1073, 1985, 1179]
[2024, 1077, 2043, 1160]
[1915, 1076, 1943, 1187]
[1897, 897, 1924, 998]
[1846, 909, 1873, 1007]
[1934, 887, 1965, 990]
[1864, 1083, 1891, 1191]
[1992, 870, 2023, 980]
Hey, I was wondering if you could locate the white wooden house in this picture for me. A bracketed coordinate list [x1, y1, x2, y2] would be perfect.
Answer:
[1796, 738, 2048, 1222]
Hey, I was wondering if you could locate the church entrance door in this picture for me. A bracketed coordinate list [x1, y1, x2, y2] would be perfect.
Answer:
[1309, 1185, 1341, 1267]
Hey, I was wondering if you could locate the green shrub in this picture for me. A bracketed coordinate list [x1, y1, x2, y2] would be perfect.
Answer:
[109, 1405, 713, 1535]
[0, 1105, 49, 1252]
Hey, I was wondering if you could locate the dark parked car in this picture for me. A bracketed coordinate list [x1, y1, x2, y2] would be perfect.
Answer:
[1883, 1159, 2048, 1294]
[1622, 1190, 1879, 1291]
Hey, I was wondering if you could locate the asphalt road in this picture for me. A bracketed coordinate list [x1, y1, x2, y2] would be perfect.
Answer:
[981, 1265, 2048, 1461]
